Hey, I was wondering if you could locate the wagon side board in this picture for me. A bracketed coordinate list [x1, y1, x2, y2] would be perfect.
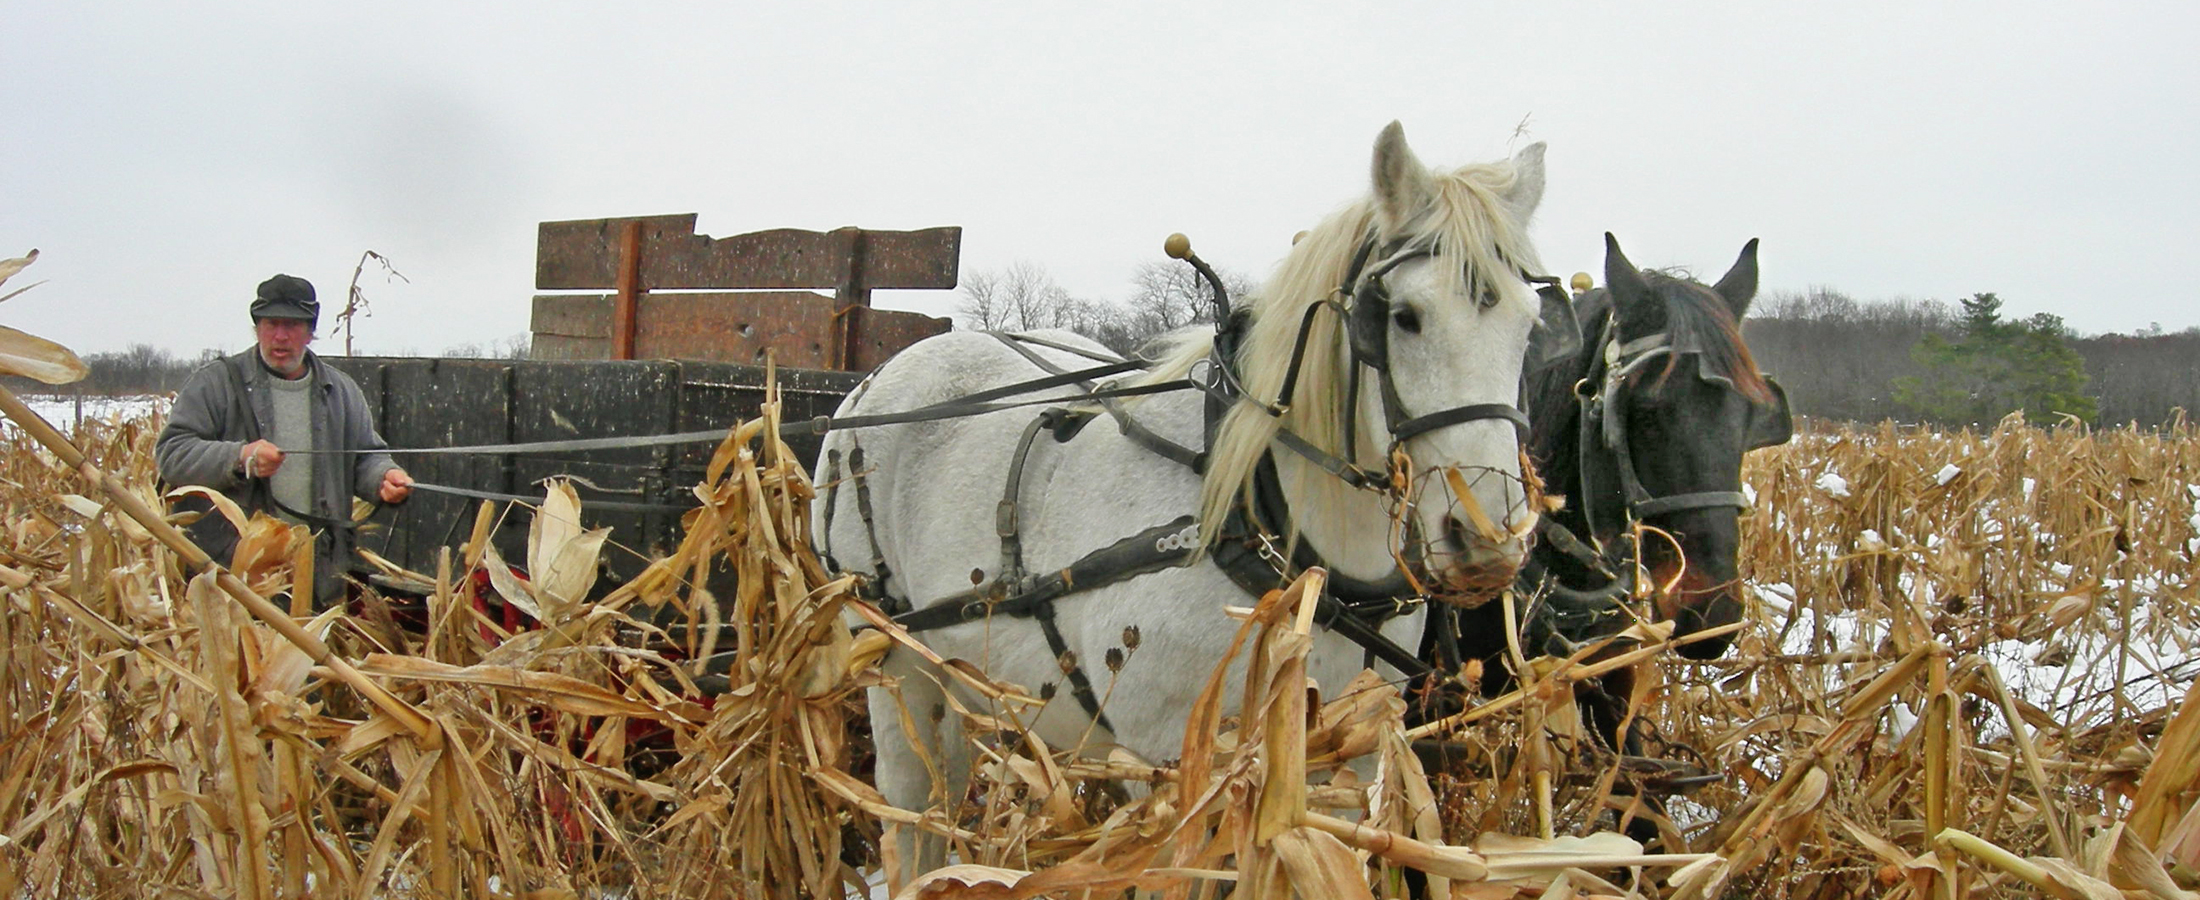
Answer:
[528, 215, 958, 370]
[530, 291, 948, 371]
[325, 356, 860, 597]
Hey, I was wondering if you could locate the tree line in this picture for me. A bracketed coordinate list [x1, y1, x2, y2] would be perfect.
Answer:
[19, 264, 2189, 433]
[2, 337, 535, 397]
[960, 260, 2196, 431]
[955, 260, 1258, 356]
[1744, 289, 2197, 429]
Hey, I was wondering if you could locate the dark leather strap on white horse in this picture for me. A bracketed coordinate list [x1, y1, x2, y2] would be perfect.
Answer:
[1205, 453, 1436, 680]
[880, 514, 1210, 732]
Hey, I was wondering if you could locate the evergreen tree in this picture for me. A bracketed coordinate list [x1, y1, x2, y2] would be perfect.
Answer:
[2007, 311, 2098, 423]
[1894, 293, 2097, 426]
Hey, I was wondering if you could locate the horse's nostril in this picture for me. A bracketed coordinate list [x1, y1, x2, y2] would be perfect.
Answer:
[1444, 515, 1524, 570]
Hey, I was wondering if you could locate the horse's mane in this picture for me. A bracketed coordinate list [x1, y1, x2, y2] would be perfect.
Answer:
[1138, 156, 1545, 544]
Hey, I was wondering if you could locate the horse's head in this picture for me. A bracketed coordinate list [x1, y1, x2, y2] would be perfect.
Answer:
[1193, 122, 1575, 598]
[1354, 125, 1589, 596]
[1575, 235, 1792, 658]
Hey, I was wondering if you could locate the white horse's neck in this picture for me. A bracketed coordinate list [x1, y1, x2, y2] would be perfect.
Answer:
[1272, 442, 1405, 584]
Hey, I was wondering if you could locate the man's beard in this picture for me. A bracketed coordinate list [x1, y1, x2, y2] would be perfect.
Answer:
[259, 346, 307, 378]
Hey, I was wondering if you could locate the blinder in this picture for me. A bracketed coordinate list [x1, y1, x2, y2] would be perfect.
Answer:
[1678, 338, 1792, 454]
[1345, 248, 1583, 377]
[1527, 280, 1583, 368]
[1747, 377, 1794, 451]
[1342, 238, 1422, 374]
[1346, 273, 1395, 372]
[1335, 239, 1560, 470]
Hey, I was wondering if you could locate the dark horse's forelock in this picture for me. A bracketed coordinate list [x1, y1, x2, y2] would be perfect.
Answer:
[1633, 272, 1774, 404]
[1524, 274, 1771, 456]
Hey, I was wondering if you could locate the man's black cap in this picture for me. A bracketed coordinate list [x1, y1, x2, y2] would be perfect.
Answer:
[251, 274, 319, 326]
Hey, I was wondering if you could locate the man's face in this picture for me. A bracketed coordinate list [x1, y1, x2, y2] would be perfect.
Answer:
[255, 317, 314, 377]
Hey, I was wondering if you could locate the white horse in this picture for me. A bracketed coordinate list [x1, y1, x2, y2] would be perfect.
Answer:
[816, 122, 1560, 870]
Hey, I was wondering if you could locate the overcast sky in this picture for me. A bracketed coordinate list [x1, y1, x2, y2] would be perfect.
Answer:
[7, 2, 2194, 359]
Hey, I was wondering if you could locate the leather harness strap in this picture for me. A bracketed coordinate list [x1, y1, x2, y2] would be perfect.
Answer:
[987, 333, 1204, 471]
[1587, 326, 1751, 525]
[279, 356, 1182, 460]
[884, 515, 1205, 732]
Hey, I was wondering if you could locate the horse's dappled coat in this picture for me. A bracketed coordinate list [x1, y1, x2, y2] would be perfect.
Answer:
[814, 123, 1556, 877]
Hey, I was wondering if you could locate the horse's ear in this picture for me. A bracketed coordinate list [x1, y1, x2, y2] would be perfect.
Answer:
[1713, 238, 1761, 318]
[1603, 233, 1650, 305]
[1502, 142, 1547, 219]
[1605, 233, 1662, 334]
[1371, 121, 1436, 230]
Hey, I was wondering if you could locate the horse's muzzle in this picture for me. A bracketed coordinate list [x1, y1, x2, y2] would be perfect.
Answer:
[1655, 565, 1745, 659]
[1431, 516, 1526, 607]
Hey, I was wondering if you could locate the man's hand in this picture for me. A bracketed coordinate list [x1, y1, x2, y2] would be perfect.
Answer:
[378, 468, 414, 504]
[240, 439, 285, 478]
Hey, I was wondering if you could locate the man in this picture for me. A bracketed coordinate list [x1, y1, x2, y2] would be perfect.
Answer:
[156, 274, 413, 605]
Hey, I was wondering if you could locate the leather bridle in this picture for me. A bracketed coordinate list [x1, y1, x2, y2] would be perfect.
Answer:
[1577, 310, 1794, 531]
[1197, 232, 1562, 497]
[1522, 311, 1793, 635]
[1194, 232, 1576, 657]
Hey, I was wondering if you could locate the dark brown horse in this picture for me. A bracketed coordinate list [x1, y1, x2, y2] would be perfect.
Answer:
[1422, 233, 1793, 840]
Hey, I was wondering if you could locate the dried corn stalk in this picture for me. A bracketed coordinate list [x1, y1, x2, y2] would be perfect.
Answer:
[5, 303, 2200, 900]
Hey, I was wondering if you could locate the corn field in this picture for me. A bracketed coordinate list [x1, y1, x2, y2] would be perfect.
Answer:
[2, 377, 2197, 898]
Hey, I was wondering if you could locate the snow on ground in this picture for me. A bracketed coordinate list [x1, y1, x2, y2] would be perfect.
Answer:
[1759, 578, 2193, 735]
[5, 393, 166, 434]
[1727, 431, 2199, 773]
[1751, 468, 2199, 739]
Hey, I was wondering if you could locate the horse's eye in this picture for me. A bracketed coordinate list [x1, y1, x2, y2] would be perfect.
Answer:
[1477, 288, 1499, 310]
[1393, 307, 1422, 334]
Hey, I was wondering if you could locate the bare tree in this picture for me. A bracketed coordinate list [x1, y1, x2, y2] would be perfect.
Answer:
[956, 262, 1131, 335]
[955, 259, 1258, 356]
[333, 250, 407, 356]
[79, 343, 192, 394]
[2074, 327, 2200, 428]
[1123, 260, 1257, 342]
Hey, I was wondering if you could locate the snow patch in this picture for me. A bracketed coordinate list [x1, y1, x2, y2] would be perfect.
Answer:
[8, 394, 167, 433]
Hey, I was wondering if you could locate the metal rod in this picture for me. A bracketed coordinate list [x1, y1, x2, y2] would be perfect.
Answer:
[612, 219, 643, 360]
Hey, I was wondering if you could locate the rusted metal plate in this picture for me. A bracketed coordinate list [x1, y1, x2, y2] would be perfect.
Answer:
[536, 214, 961, 291]
[530, 293, 948, 369]
[837, 305, 955, 371]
